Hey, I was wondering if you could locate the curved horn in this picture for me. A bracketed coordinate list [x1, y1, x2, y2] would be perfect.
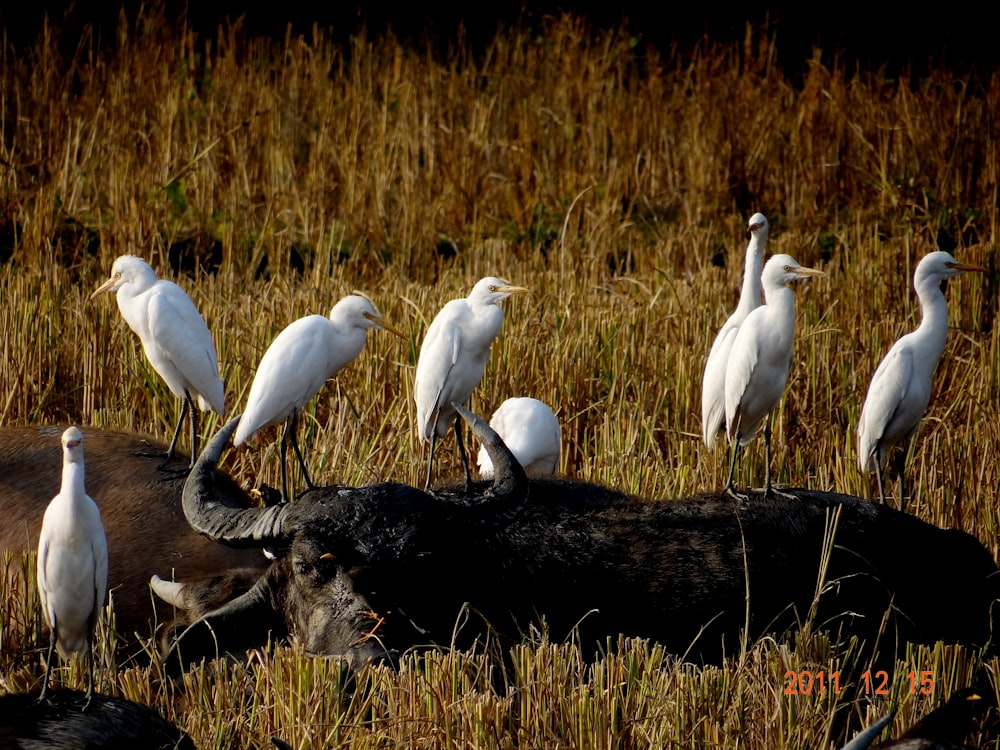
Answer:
[182, 415, 291, 547]
[163, 574, 282, 671]
[837, 712, 895, 750]
[150, 575, 187, 609]
[452, 403, 527, 502]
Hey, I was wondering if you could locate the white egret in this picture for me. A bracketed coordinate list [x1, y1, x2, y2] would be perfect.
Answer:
[36, 427, 109, 708]
[234, 294, 403, 501]
[701, 213, 769, 448]
[91, 255, 225, 468]
[477, 397, 561, 478]
[857, 251, 986, 507]
[724, 254, 826, 497]
[415, 277, 528, 490]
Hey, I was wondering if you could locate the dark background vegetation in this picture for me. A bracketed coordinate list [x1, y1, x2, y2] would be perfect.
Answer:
[1, 0, 995, 74]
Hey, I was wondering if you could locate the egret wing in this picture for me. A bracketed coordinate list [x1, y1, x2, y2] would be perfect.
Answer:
[92, 521, 109, 617]
[146, 287, 224, 410]
[724, 323, 761, 443]
[857, 344, 914, 465]
[36, 536, 51, 596]
[414, 307, 463, 441]
[702, 324, 739, 447]
[240, 318, 335, 439]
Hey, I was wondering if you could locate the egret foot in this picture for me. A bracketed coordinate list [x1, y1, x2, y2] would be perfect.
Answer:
[724, 485, 749, 502]
[157, 466, 191, 482]
[762, 485, 797, 501]
[133, 443, 169, 461]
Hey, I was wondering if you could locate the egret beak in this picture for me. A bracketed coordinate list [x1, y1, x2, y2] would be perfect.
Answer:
[790, 266, 826, 279]
[497, 284, 529, 296]
[364, 312, 405, 338]
[90, 275, 119, 300]
[747, 221, 764, 234]
[945, 261, 988, 274]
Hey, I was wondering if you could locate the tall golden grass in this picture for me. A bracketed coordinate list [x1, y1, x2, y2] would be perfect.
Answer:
[1, 7, 998, 747]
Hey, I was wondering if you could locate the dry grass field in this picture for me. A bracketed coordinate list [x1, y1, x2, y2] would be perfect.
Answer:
[1, 6, 999, 748]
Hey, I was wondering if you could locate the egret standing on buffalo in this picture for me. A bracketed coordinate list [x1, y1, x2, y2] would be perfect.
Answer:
[415, 277, 528, 490]
[36, 427, 108, 708]
[477, 397, 561, 478]
[702, 213, 769, 448]
[234, 294, 403, 502]
[91, 255, 225, 468]
[724, 254, 826, 498]
[857, 251, 987, 507]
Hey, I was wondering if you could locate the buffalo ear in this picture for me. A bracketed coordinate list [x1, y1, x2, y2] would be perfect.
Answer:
[161, 574, 283, 673]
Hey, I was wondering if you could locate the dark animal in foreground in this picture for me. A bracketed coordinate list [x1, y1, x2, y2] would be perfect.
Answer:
[164, 407, 1000, 671]
[839, 687, 994, 749]
[0, 425, 268, 641]
[0, 690, 195, 749]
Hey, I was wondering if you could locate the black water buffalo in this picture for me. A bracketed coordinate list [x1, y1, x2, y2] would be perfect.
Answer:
[0, 690, 195, 749]
[0, 425, 269, 640]
[164, 406, 1000, 670]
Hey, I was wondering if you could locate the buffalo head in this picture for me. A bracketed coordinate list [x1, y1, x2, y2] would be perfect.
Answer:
[165, 404, 527, 669]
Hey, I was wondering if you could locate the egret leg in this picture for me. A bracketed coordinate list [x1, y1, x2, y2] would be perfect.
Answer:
[454, 414, 473, 492]
[763, 413, 774, 496]
[279, 417, 293, 503]
[83, 627, 96, 711]
[187, 392, 199, 469]
[873, 453, 887, 505]
[38, 618, 57, 703]
[163, 395, 190, 463]
[761, 414, 796, 500]
[424, 434, 438, 491]
[895, 435, 913, 513]
[288, 410, 315, 491]
[724, 440, 746, 501]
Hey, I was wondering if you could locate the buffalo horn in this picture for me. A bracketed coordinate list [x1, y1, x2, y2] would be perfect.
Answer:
[453, 403, 528, 504]
[150, 575, 187, 609]
[182, 415, 290, 547]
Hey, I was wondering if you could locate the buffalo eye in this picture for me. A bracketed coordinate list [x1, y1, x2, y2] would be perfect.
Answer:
[294, 552, 340, 579]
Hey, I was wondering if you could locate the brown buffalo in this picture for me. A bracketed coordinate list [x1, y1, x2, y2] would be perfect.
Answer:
[0, 425, 268, 641]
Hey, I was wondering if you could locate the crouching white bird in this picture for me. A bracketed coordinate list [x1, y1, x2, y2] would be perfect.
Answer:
[91, 255, 225, 469]
[724, 254, 826, 498]
[477, 397, 561, 478]
[234, 294, 403, 502]
[36, 427, 109, 708]
[857, 251, 987, 507]
[415, 277, 528, 490]
[702, 212, 769, 448]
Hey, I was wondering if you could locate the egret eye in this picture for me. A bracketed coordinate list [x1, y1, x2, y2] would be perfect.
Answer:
[488, 285, 497, 292]
[783, 265, 792, 272]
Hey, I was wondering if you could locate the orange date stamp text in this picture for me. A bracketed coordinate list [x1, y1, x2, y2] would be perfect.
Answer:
[783, 670, 935, 696]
